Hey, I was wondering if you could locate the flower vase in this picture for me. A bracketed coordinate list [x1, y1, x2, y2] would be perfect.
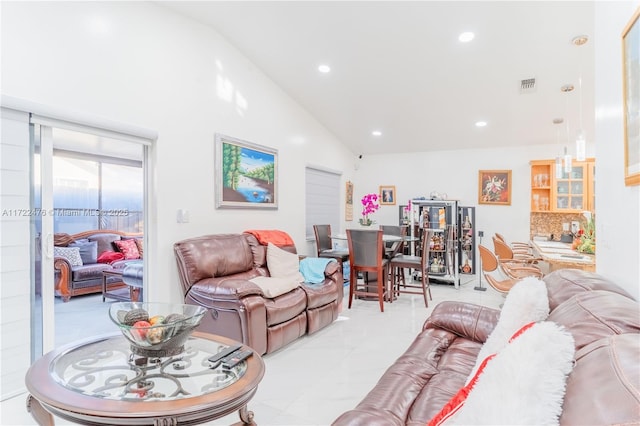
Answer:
[359, 217, 373, 227]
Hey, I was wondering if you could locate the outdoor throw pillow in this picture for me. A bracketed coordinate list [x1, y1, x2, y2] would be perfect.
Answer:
[97, 251, 125, 264]
[114, 238, 141, 260]
[68, 240, 98, 264]
[134, 238, 143, 258]
[53, 246, 83, 266]
[266, 242, 304, 283]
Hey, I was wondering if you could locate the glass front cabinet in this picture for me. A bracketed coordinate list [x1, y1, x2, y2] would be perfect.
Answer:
[530, 158, 595, 213]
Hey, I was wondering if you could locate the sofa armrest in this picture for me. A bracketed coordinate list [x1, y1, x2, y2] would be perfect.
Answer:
[323, 260, 341, 278]
[187, 277, 264, 301]
[53, 257, 72, 302]
[423, 301, 500, 344]
[323, 260, 343, 301]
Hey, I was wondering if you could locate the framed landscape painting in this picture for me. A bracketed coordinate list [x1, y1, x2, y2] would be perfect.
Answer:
[215, 133, 278, 209]
[478, 170, 511, 205]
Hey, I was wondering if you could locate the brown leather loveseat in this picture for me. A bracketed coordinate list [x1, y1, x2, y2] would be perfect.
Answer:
[174, 232, 343, 355]
[333, 269, 640, 425]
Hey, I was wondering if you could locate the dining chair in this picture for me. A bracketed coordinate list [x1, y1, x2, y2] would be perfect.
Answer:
[492, 236, 541, 265]
[389, 231, 432, 307]
[494, 232, 531, 254]
[488, 239, 544, 279]
[313, 224, 349, 272]
[346, 229, 389, 312]
[478, 245, 542, 294]
[379, 224, 406, 258]
[380, 225, 407, 284]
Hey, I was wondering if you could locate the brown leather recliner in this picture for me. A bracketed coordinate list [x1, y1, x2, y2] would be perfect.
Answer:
[174, 233, 343, 355]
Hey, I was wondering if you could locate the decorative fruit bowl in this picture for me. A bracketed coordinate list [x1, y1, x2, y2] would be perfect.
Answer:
[109, 302, 206, 357]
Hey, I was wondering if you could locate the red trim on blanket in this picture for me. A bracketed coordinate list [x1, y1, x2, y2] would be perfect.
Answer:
[427, 321, 537, 426]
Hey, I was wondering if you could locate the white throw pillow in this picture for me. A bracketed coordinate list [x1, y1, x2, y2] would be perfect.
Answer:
[448, 321, 575, 425]
[249, 276, 301, 298]
[53, 246, 83, 267]
[266, 242, 304, 283]
[467, 276, 550, 382]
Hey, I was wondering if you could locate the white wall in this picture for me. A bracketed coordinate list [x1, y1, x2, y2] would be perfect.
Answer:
[594, 1, 640, 299]
[0, 1, 355, 305]
[352, 144, 564, 245]
[0, 4, 357, 400]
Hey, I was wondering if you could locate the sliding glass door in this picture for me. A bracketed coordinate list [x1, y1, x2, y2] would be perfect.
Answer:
[30, 123, 54, 356]
[31, 122, 148, 355]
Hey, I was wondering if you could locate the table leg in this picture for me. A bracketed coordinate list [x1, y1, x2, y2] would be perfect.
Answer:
[130, 286, 141, 302]
[26, 394, 55, 426]
[238, 404, 256, 425]
[102, 274, 107, 302]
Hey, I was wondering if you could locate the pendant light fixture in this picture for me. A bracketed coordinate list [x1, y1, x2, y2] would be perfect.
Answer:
[554, 118, 564, 177]
[573, 35, 589, 161]
[561, 84, 574, 175]
[564, 146, 572, 174]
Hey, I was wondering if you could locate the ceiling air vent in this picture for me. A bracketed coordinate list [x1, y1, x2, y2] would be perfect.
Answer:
[520, 77, 536, 94]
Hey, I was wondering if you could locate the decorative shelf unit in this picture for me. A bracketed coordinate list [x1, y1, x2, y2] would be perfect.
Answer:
[410, 199, 460, 288]
[458, 206, 476, 275]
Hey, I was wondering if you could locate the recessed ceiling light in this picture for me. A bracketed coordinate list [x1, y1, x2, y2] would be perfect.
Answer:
[372, 130, 382, 136]
[475, 121, 487, 127]
[572, 35, 589, 46]
[459, 32, 475, 43]
[318, 64, 331, 73]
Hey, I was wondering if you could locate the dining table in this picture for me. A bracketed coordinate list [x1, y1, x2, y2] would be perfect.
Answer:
[330, 232, 403, 242]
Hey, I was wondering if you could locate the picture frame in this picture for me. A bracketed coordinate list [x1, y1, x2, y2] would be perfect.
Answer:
[215, 133, 278, 209]
[478, 170, 512, 205]
[623, 7, 640, 186]
[379, 185, 396, 205]
[346, 181, 354, 220]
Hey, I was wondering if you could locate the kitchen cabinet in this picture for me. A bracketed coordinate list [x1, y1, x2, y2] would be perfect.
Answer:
[530, 158, 595, 213]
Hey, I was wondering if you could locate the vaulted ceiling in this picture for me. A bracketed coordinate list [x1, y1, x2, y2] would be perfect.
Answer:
[162, 1, 595, 155]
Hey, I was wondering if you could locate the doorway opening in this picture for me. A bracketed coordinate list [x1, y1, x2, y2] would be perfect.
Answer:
[32, 125, 150, 354]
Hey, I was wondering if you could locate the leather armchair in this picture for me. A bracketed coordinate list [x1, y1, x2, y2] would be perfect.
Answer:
[174, 233, 343, 355]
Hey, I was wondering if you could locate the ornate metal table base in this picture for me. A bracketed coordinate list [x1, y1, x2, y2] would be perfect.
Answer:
[25, 333, 264, 426]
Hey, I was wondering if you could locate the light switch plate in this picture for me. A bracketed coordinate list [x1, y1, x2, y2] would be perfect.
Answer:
[177, 209, 190, 223]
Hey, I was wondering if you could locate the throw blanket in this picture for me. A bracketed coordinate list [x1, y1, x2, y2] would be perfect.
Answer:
[244, 229, 295, 247]
[300, 257, 335, 284]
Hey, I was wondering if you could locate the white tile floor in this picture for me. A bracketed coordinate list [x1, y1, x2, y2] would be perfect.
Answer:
[1, 275, 504, 426]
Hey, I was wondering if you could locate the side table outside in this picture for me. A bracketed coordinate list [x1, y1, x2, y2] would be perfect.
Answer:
[102, 270, 142, 302]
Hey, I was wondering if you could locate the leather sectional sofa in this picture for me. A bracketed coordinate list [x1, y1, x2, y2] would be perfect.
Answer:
[333, 269, 639, 425]
[174, 233, 343, 355]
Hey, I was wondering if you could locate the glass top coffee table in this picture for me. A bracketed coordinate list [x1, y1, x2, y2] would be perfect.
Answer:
[25, 331, 265, 425]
